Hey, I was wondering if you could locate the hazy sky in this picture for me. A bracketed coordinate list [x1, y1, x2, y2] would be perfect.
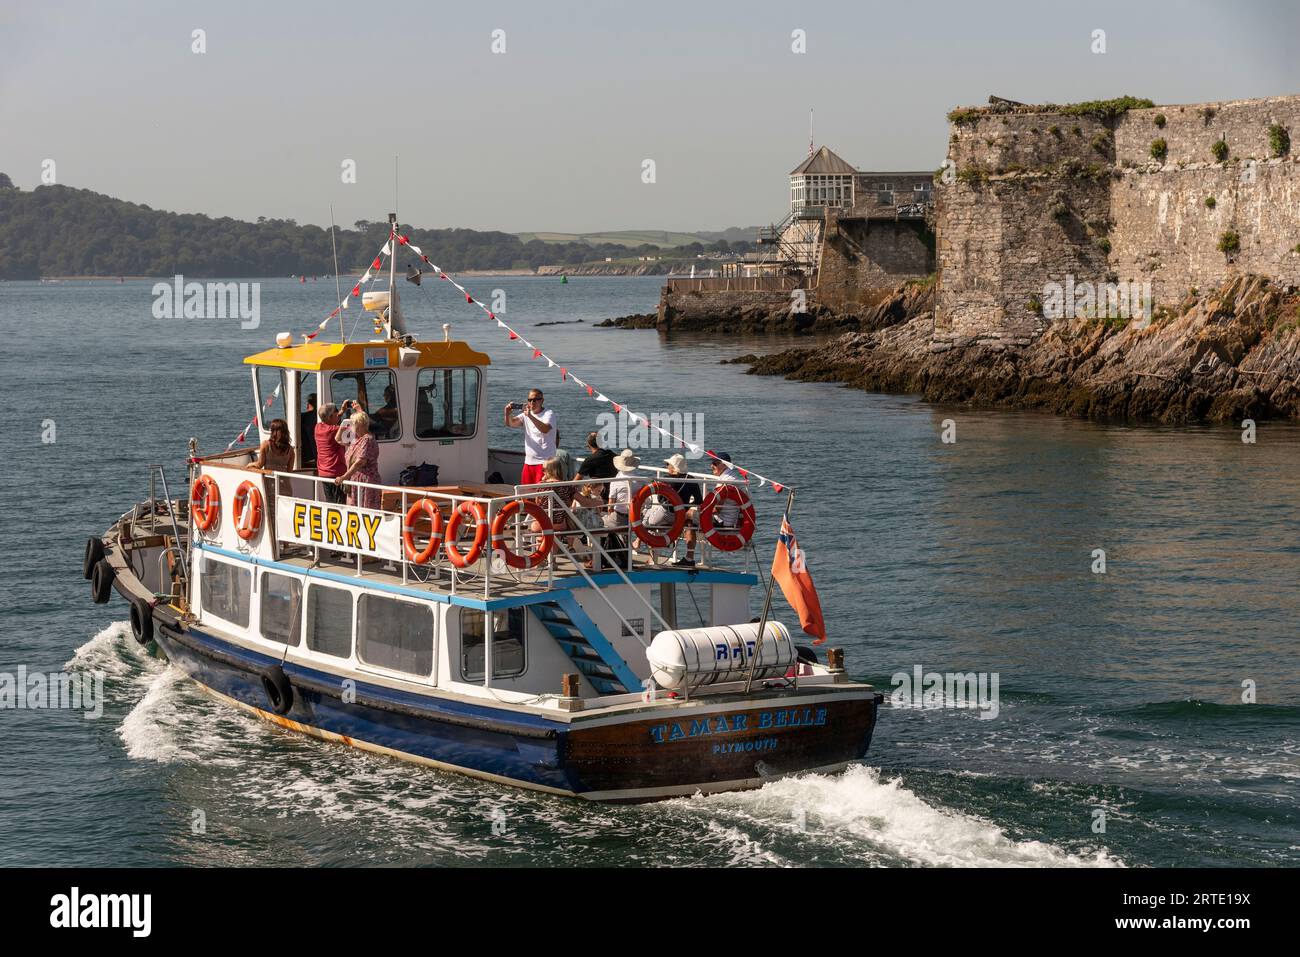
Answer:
[2, 0, 1297, 233]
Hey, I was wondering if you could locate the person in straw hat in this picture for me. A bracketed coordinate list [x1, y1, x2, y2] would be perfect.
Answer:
[602, 449, 642, 560]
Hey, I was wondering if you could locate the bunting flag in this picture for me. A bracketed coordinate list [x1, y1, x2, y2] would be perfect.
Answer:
[772, 514, 826, 644]
[402, 244, 793, 489]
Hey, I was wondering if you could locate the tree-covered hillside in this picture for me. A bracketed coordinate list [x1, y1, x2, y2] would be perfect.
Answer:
[0, 178, 749, 278]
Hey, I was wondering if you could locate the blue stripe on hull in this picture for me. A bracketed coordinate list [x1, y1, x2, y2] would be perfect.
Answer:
[152, 624, 579, 794]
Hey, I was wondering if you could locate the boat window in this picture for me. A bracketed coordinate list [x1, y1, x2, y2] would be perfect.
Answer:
[255, 366, 287, 432]
[260, 571, 302, 645]
[329, 370, 402, 442]
[357, 594, 435, 676]
[415, 368, 480, 440]
[298, 373, 319, 468]
[200, 555, 251, 628]
[461, 607, 526, 680]
[306, 583, 353, 658]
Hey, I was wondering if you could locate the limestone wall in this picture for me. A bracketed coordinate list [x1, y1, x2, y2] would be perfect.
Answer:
[936, 94, 1300, 343]
[819, 212, 932, 309]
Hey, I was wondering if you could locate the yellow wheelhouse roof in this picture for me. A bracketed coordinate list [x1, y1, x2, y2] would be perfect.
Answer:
[243, 339, 491, 371]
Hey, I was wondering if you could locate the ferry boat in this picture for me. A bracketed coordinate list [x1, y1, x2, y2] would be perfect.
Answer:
[84, 218, 882, 802]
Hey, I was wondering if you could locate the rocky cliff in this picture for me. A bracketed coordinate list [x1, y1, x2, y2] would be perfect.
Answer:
[739, 275, 1300, 423]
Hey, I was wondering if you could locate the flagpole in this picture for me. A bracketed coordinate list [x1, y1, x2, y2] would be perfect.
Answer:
[745, 488, 795, 695]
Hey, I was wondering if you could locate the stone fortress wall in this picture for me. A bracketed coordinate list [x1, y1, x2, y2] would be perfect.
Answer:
[936, 94, 1300, 344]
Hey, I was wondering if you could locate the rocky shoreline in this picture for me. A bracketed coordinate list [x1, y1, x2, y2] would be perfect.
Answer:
[732, 275, 1300, 423]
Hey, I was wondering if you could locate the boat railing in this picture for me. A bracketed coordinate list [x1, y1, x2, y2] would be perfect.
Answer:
[192, 456, 759, 603]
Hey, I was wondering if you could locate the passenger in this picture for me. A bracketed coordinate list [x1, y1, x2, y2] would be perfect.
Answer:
[314, 403, 347, 504]
[253, 418, 295, 499]
[504, 389, 556, 487]
[604, 449, 642, 557]
[660, 453, 703, 567]
[706, 451, 745, 529]
[334, 412, 381, 509]
[300, 392, 318, 466]
[254, 418, 295, 472]
[553, 446, 577, 483]
[576, 431, 617, 501]
[373, 385, 399, 439]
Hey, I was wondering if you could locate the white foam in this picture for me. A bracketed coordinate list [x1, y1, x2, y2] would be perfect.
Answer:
[117, 666, 195, 762]
[64, 620, 141, 678]
[685, 764, 1124, 868]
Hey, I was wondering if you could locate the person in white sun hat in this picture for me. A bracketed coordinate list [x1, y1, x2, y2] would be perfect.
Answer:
[659, 453, 703, 566]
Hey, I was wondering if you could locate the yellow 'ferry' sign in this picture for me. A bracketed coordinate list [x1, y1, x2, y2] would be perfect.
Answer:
[275, 496, 402, 560]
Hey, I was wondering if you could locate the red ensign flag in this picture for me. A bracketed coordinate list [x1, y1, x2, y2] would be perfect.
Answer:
[771, 515, 827, 644]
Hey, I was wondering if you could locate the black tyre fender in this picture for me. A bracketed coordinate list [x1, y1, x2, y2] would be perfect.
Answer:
[261, 665, 294, 715]
[90, 560, 115, 604]
[83, 537, 105, 580]
[796, 645, 819, 665]
[129, 598, 154, 645]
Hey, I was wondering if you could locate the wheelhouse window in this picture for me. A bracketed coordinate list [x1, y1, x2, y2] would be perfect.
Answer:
[329, 370, 401, 441]
[358, 594, 435, 676]
[200, 556, 251, 628]
[461, 607, 526, 680]
[415, 367, 480, 439]
[260, 571, 302, 646]
[255, 366, 286, 432]
[306, 583, 353, 658]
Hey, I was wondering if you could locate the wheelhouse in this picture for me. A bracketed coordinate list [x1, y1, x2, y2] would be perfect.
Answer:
[243, 338, 494, 484]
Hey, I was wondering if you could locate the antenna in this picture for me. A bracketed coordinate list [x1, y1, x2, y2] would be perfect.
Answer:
[329, 204, 343, 342]
[809, 107, 814, 157]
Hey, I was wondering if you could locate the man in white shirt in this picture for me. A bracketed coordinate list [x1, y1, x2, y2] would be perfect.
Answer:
[708, 451, 744, 527]
[505, 388, 557, 486]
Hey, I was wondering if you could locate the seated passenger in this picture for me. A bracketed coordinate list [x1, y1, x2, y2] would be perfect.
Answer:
[603, 449, 643, 556]
[705, 451, 746, 529]
[659, 453, 703, 567]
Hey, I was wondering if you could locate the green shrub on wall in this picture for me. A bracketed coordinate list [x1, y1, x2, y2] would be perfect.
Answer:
[1150, 138, 1168, 161]
[1205, 196, 1217, 208]
[1217, 230, 1240, 254]
[1153, 113, 1167, 128]
[1269, 124, 1290, 157]
[1211, 139, 1229, 163]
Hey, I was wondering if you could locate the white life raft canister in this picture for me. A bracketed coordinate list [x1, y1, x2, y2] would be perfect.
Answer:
[646, 621, 795, 689]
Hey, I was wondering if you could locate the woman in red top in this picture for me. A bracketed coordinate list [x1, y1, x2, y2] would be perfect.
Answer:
[335, 411, 381, 509]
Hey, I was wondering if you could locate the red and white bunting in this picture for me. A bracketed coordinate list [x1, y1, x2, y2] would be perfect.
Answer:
[397, 249, 793, 492]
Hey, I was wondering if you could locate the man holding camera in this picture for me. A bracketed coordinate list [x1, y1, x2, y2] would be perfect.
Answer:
[504, 389, 557, 486]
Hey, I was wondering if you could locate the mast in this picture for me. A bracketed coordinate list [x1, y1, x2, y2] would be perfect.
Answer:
[387, 211, 398, 340]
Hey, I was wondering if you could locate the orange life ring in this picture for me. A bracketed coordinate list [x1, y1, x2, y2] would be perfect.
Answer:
[233, 480, 264, 541]
[630, 482, 687, 549]
[699, 485, 756, 552]
[444, 501, 488, 568]
[402, 498, 445, 564]
[490, 500, 554, 570]
[191, 475, 221, 531]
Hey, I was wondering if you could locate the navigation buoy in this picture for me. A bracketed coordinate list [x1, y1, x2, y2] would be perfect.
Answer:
[560, 275, 568, 284]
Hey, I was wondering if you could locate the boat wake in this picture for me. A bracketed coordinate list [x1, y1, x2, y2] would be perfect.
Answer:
[666, 764, 1124, 867]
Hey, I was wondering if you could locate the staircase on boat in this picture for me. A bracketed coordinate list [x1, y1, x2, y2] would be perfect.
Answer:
[531, 595, 641, 695]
